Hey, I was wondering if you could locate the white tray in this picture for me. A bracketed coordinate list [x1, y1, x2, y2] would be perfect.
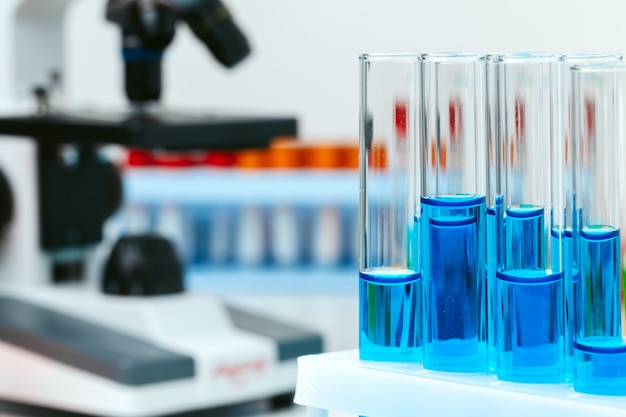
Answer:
[294, 350, 626, 417]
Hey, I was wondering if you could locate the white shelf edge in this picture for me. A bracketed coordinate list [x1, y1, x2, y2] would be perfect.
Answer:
[123, 169, 359, 206]
[294, 350, 626, 417]
[185, 267, 357, 296]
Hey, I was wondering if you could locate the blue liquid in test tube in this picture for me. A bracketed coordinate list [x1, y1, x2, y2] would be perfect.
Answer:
[553, 228, 578, 374]
[486, 195, 503, 368]
[359, 269, 422, 362]
[505, 205, 544, 269]
[578, 227, 621, 338]
[493, 52, 565, 383]
[421, 194, 487, 372]
[358, 53, 420, 363]
[496, 206, 564, 382]
[574, 337, 626, 395]
[496, 268, 563, 380]
[569, 63, 626, 394]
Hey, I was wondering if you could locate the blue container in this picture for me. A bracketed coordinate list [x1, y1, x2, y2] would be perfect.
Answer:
[421, 194, 487, 372]
[574, 337, 626, 395]
[419, 53, 488, 372]
[359, 269, 422, 362]
[552, 228, 577, 377]
[496, 267, 564, 382]
[491, 53, 565, 382]
[486, 195, 504, 370]
[577, 227, 621, 339]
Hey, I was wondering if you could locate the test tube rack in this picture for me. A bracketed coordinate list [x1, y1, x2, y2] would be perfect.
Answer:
[121, 166, 359, 295]
[294, 350, 626, 417]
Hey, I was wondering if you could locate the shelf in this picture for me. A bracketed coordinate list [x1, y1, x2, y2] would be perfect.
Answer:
[186, 266, 357, 296]
[123, 169, 358, 206]
[294, 350, 626, 417]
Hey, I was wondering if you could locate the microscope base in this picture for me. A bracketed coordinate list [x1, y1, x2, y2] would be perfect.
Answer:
[0, 285, 321, 417]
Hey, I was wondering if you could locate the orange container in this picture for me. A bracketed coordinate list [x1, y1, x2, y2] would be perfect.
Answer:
[304, 143, 343, 170]
[268, 137, 303, 169]
[338, 143, 359, 170]
[235, 149, 268, 170]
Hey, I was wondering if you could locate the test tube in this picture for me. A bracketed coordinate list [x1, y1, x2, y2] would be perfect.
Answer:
[306, 144, 343, 267]
[486, 54, 505, 370]
[571, 63, 626, 395]
[494, 53, 565, 383]
[234, 149, 269, 266]
[561, 53, 622, 374]
[420, 53, 487, 372]
[268, 139, 305, 267]
[359, 53, 421, 362]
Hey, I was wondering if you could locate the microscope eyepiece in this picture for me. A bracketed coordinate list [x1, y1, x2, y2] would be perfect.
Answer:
[107, 0, 178, 104]
[123, 0, 177, 49]
[107, 0, 251, 105]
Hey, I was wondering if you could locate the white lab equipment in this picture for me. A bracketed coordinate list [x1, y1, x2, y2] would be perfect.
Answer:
[0, 2, 321, 417]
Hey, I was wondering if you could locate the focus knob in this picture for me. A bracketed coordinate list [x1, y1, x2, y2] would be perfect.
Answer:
[102, 234, 184, 296]
[0, 168, 13, 239]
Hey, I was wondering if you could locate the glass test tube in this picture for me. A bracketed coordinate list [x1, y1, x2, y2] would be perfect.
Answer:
[571, 63, 626, 395]
[561, 53, 623, 374]
[420, 53, 487, 372]
[486, 54, 505, 371]
[359, 53, 421, 362]
[494, 53, 565, 383]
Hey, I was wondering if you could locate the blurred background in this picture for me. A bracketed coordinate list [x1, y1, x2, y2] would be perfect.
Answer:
[65, 0, 626, 140]
[68, 0, 626, 353]
[0, 0, 625, 416]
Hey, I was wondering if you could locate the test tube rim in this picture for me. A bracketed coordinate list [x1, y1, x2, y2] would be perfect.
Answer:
[570, 62, 626, 73]
[359, 53, 420, 62]
[564, 52, 623, 63]
[421, 52, 485, 63]
[486, 53, 506, 62]
[492, 52, 564, 63]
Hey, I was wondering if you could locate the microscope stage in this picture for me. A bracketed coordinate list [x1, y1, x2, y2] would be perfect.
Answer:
[0, 109, 297, 151]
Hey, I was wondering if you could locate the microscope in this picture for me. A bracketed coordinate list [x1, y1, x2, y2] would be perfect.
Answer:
[0, 1, 322, 416]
